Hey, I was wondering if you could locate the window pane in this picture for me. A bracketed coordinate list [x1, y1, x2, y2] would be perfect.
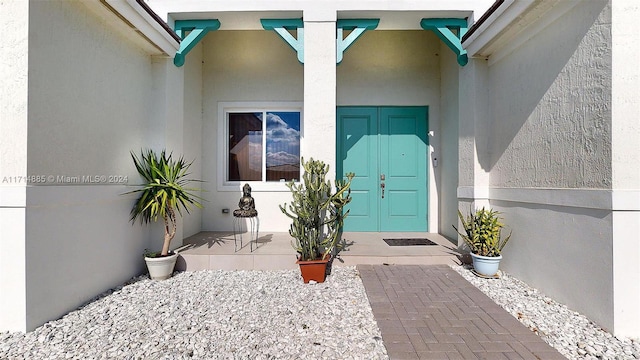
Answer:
[266, 112, 300, 182]
[228, 112, 263, 181]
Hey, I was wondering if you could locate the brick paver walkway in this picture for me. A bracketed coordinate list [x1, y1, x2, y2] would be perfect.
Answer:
[358, 264, 566, 360]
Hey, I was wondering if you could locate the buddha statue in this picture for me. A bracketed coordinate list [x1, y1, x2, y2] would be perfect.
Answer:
[233, 183, 258, 217]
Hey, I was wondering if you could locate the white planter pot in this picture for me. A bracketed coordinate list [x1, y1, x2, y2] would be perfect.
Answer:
[470, 253, 502, 277]
[144, 252, 179, 280]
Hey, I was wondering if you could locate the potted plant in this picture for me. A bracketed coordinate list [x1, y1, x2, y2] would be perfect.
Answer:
[279, 158, 354, 283]
[125, 149, 203, 280]
[453, 206, 512, 277]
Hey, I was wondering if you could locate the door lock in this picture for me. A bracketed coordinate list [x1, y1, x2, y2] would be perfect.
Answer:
[380, 182, 385, 198]
[380, 174, 385, 181]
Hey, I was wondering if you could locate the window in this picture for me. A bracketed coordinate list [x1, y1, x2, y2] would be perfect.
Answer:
[225, 107, 301, 185]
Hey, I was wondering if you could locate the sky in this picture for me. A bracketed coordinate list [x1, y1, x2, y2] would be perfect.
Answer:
[266, 112, 300, 167]
[245, 112, 301, 171]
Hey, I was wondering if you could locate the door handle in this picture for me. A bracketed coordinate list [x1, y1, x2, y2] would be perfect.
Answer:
[380, 182, 385, 199]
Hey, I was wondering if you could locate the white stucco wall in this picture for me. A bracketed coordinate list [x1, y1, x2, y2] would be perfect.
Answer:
[493, 0, 614, 330]
[0, 0, 29, 333]
[465, 0, 625, 333]
[495, 200, 614, 330]
[488, 1, 611, 189]
[337, 31, 440, 107]
[12, 0, 168, 332]
[27, 4, 155, 177]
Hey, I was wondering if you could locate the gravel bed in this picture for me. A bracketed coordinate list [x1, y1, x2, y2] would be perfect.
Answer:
[452, 264, 640, 360]
[0, 267, 387, 360]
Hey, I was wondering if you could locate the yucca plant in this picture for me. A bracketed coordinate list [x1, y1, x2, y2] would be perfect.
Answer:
[453, 206, 512, 257]
[279, 158, 354, 261]
[126, 149, 203, 257]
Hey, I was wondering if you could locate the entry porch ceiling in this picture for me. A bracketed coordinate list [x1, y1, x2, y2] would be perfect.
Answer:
[165, 11, 475, 31]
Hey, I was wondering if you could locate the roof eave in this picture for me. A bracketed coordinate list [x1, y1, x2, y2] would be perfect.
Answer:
[105, 0, 180, 56]
[461, 0, 535, 58]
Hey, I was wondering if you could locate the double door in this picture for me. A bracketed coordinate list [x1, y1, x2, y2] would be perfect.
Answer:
[337, 106, 428, 232]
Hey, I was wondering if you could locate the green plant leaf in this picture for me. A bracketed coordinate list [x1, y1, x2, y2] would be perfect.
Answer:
[452, 206, 512, 257]
[124, 149, 204, 255]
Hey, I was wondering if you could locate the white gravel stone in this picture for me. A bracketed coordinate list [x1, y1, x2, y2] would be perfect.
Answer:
[0, 267, 388, 360]
[451, 264, 640, 360]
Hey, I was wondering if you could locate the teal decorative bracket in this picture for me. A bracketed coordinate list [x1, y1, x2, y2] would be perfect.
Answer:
[336, 19, 379, 64]
[261, 19, 305, 64]
[420, 18, 468, 66]
[174, 19, 221, 67]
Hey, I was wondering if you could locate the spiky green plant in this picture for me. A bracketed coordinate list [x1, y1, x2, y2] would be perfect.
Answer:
[453, 206, 512, 257]
[125, 149, 203, 256]
[279, 158, 354, 261]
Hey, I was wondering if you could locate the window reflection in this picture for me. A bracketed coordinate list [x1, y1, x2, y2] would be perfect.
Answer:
[266, 112, 300, 182]
[228, 113, 262, 181]
[227, 111, 301, 182]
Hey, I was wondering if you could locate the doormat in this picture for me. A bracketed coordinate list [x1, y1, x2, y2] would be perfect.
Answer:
[383, 238, 437, 246]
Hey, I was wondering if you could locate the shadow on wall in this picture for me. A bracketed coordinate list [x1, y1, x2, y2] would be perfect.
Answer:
[479, 0, 609, 173]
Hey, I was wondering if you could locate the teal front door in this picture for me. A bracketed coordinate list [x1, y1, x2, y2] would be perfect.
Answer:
[337, 106, 428, 231]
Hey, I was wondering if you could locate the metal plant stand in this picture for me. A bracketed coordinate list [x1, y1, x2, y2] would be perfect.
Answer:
[233, 215, 259, 252]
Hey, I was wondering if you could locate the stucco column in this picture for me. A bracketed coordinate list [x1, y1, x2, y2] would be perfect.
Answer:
[457, 58, 490, 212]
[611, 0, 640, 337]
[303, 10, 337, 178]
[0, 0, 29, 332]
[150, 57, 185, 250]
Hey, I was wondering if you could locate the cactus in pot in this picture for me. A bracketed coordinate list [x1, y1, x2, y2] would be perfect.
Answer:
[279, 158, 354, 282]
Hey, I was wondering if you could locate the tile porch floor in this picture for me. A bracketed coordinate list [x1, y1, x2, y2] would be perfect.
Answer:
[176, 231, 462, 271]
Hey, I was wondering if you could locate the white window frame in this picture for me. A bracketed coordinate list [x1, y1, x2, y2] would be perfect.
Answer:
[217, 101, 303, 192]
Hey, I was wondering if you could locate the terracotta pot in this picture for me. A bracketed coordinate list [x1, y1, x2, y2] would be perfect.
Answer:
[296, 255, 331, 283]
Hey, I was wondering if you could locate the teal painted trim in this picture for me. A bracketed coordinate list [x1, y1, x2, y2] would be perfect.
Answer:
[261, 19, 305, 64]
[337, 18, 379, 31]
[174, 19, 220, 67]
[420, 18, 468, 66]
[336, 19, 379, 64]
[260, 18, 303, 30]
[174, 20, 220, 39]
